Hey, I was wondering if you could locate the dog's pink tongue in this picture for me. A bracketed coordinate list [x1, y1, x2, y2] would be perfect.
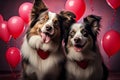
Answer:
[41, 33, 50, 43]
[45, 36, 50, 43]
[74, 47, 82, 52]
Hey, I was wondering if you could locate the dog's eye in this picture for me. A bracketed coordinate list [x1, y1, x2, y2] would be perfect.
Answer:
[70, 30, 75, 38]
[54, 20, 59, 25]
[39, 17, 45, 24]
[53, 20, 59, 28]
[81, 29, 88, 37]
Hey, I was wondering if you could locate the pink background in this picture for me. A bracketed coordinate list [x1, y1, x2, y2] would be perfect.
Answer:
[0, 0, 120, 72]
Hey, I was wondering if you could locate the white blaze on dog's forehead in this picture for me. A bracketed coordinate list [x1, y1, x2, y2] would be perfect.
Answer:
[41, 11, 57, 33]
[71, 23, 84, 31]
[71, 23, 87, 45]
[43, 11, 57, 27]
[48, 11, 57, 22]
[45, 11, 56, 26]
[75, 24, 86, 38]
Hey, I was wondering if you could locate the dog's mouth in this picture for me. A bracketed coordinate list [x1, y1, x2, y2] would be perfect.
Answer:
[41, 32, 53, 43]
[74, 42, 86, 52]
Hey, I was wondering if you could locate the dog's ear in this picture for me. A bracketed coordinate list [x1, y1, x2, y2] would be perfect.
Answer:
[59, 11, 76, 35]
[59, 11, 76, 47]
[59, 11, 76, 29]
[84, 15, 101, 36]
[30, 0, 48, 20]
[60, 11, 76, 20]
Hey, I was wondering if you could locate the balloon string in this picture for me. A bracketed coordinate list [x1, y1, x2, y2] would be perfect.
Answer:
[8, 64, 17, 78]
[107, 57, 111, 71]
[110, 9, 117, 29]
[90, 0, 94, 13]
[7, 41, 10, 49]
[14, 38, 17, 47]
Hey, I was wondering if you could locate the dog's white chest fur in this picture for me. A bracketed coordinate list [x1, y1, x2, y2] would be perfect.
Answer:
[66, 48, 103, 80]
[21, 36, 64, 79]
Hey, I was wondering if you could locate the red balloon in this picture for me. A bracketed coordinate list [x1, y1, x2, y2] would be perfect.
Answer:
[19, 2, 33, 23]
[102, 30, 120, 57]
[0, 21, 11, 42]
[0, 14, 3, 23]
[65, 0, 86, 21]
[6, 47, 21, 68]
[8, 16, 24, 39]
[106, 0, 120, 9]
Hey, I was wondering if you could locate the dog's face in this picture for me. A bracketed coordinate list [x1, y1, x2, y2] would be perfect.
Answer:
[26, 0, 76, 51]
[66, 15, 101, 52]
[67, 23, 92, 52]
[28, 11, 62, 43]
[40, 12, 60, 43]
[26, 0, 75, 51]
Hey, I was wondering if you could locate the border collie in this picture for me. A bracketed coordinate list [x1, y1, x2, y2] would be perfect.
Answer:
[64, 15, 108, 80]
[21, 0, 76, 80]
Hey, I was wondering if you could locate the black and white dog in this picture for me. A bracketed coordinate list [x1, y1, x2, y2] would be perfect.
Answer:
[64, 15, 108, 80]
[21, 0, 76, 80]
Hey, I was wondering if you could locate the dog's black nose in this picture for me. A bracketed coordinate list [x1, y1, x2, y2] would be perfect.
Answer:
[46, 25, 52, 32]
[74, 37, 81, 43]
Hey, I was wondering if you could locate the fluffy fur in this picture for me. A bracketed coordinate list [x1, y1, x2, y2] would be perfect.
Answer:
[21, 0, 76, 80]
[64, 15, 108, 80]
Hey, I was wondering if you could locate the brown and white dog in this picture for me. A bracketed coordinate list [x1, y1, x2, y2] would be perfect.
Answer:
[21, 0, 76, 80]
[64, 15, 108, 80]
